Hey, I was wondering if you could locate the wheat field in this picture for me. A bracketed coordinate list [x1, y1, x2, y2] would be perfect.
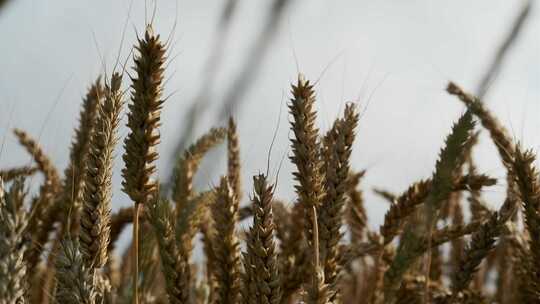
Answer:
[1, 2, 540, 304]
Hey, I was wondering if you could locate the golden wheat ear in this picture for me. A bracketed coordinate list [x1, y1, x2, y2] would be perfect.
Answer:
[61, 77, 105, 234]
[227, 117, 242, 201]
[211, 177, 242, 304]
[288, 74, 328, 303]
[509, 147, 540, 297]
[121, 26, 166, 304]
[13, 128, 62, 270]
[54, 238, 98, 304]
[242, 174, 281, 304]
[318, 103, 359, 302]
[172, 126, 227, 214]
[122, 26, 165, 206]
[0, 166, 38, 182]
[0, 178, 29, 303]
[79, 72, 124, 270]
[147, 198, 190, 303]
[447, 82, 514, 167]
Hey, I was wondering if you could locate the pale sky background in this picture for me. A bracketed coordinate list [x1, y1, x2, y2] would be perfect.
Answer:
[0, 0, 539, 236]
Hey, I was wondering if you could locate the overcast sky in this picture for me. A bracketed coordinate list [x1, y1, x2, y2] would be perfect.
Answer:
[0, 0, 538, 230]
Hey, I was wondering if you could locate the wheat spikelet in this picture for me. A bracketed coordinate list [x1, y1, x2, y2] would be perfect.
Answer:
[346, 171, 367, 245]
[122, 26, 165, 206]
[450, 212, 499, 299]
[0, 166, 38, 182]
[211, 177, 242, 304]
[0, 178, 28, 304]
[423, 111, 475, 302]
[13, 129, 64, 271]
[373, 187, 397, 204]
[79, 73, 124, 269]
[380, 173, 495, 245]
[176, 190, 214, 259]
[289, 74, 325, 245]
[23, 79, 105, 274]
[200, 219, 218, 303]
[511, 147, 540, 295]
[13, 129, 60, 187]
[54, 238, 98, 304]
[122, 26, 166, 303]
[279, 201, 310, 303]
[227, 117, 242, 201]
[242, 174, 281, 304]
[447, 82, 514, 165]
[61, 77, 105, 232]
[172, 127, 227, 212]
[383, 111, 475, 302]
[288, 74, 327, 303]
[147, 198, 190, 303]
[318, 103, 358, 301]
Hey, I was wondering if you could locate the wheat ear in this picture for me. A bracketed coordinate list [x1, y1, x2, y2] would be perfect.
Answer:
[13, 129, 60, 188]
[346, 170, 367, 245]
[54, 238, 97, 304]
[242, 174, 281, 304]
[289, 74, 327, 303]
[380, 173, 495, 245]
[147, 199, 190, 303]
[0, 178, 28, 304]
[227, 117, 242, 202]
[80, 73, 124, 269]
[14, 128, 61, 270]
[61, 77, 105, 234]
[384, 110, 475, 303]
[172, 127, 227, 213]
[319, 103, 358, 301]
[0, 166, 38, 182]
[447, 82, 514, 165]
[511, 147, 540, 293]
[121, 26, 166, 304]
[211, 177, 242, 304]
